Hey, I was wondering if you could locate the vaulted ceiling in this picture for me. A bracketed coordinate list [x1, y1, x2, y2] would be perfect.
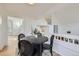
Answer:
[0, 3, 70, 19]
[0, 3, 79, 23]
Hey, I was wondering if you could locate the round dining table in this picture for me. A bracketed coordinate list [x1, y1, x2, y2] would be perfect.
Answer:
[22, 35, 48, 56]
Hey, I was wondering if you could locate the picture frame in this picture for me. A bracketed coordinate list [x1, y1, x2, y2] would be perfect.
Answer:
[69, 39, 73, 43]
[74, 39, 79, 45]
[65, 38, 68, 42]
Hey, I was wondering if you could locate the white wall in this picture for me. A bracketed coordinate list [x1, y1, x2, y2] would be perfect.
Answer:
[53, 5, 79, 35]
[0, 16, 2, 49]
[0, 15, 8, 50]
[59, 22, 79, 35]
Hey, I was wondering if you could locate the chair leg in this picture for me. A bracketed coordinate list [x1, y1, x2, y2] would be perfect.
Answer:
[41, 44, 43, 52]
[50, 47, 53, 56]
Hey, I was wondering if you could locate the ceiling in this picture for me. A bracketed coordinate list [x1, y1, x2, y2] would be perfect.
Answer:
[0, 3, 79, 22]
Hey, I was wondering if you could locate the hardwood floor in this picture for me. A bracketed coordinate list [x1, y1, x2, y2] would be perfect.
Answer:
[0, 36, 60, 56]
[0, 36, 18, 56]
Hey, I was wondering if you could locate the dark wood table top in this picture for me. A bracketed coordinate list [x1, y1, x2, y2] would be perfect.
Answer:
[22, 36, 48, 44]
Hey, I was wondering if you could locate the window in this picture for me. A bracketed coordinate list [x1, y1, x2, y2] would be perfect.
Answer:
[54, 25, 58, 33]
[8, 16, 24, 35]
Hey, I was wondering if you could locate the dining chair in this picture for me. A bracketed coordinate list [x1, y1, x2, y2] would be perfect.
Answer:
[43, 35, 54, 56]
[18, 33, 26, 55]
[18, 33, 26, 41]
[18, 40, 34, 56]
